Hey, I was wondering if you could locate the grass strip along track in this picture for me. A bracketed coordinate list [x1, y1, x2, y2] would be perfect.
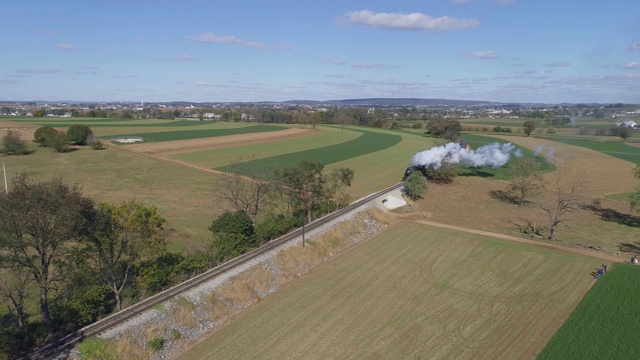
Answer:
[538, 263, 640, 359]
[109, 124, 288, 143]
[215, 128, 401, 178]
[179, 222, 603, 360]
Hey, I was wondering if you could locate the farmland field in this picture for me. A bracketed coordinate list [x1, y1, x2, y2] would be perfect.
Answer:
[538, 264, 640, 359]
[178, 222, 603, 360]
[215, 127, 402, 179]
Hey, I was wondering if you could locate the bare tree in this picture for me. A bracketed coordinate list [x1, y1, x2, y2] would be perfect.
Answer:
[214, 157, 278, 225]
[508, 157, 544, 205]
[539, 174, 585, 241]
[0, 264, 31, 330]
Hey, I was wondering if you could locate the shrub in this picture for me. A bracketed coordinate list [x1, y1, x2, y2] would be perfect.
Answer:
[45, 129, 68, 152]
[1, 130, 29, 155]
[404, 171, 428, 200]
[426, 161, 460, 183]
[148, 338, 164, 352]
[33, 126, 57, 147]
[67, 125, 93, 145]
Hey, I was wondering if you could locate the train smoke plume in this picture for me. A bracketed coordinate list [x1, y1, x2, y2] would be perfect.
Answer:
[411, 142, 522, 169]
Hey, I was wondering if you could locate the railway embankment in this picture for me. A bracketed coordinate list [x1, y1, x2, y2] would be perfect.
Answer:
[57, 186, 400, 360]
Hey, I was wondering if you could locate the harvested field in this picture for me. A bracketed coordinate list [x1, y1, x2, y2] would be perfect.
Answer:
[178, 222, 602, 360]
[123, 127, 317, 156]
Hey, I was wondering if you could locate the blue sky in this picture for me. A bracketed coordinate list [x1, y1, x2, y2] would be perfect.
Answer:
[1, 0, 639, 103]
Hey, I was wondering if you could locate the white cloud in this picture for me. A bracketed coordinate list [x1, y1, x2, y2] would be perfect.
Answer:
[460, 51, 497, 59]
[195, 81, 209, 86]
[544, 61, 571, 67]
[187, 33, 291, 50]
[617, 62, 640, 69]
[54, 44, 84, 51]
[15, 68, 63, 74]
[630, 42, 640, 51]
[351, 62, 392, 69]
[337, 10, 479, 32]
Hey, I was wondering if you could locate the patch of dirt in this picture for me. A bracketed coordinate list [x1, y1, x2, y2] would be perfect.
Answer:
[122, 127, 317, 156]
[0, 120, 37, 140]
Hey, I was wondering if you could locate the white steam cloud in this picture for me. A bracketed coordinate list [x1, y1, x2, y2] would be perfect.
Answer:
[411, 142, 522, 169]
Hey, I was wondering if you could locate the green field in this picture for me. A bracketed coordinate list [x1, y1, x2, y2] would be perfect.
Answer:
[178, 222, 602, 360]
[544, 137, 640, 165]
[172, 126, 361, 168]
[215, 127, 402, 178]
[538, 264, 640, 359]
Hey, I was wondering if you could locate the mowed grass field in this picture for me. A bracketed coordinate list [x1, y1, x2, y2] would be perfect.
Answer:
[538, 264, 640, 359]
[179, 222, 603, 360]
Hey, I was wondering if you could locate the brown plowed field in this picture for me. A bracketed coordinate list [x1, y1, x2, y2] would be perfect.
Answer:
[122, 127, 316, 157]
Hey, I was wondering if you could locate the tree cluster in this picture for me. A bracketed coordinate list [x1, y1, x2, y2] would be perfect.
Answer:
[0, 175, 203, 356]
[33, 125, 95, 152]
[425, 119, 462, 141]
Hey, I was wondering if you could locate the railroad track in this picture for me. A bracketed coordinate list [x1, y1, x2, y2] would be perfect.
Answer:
[27, 182, 404, 360]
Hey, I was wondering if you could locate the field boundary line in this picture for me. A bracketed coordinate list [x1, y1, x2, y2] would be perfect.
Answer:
[402, 218, 624, 263]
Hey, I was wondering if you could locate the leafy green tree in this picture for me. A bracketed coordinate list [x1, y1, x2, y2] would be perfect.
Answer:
[617, 126, 632, 143]
[87, 200, 167, 310]
[631, 165, 640, 213]
[404, 171, 428, 200]
[45, 129, 68, 152]
[426, 160, 460, 183]
[32, 109, 45, 117]
[508, 157, 544, 204]
[0, 174, 95, 334]
[523, 120, 536, 137]
[1, 130, 29, 155]
[209, 210, 256, 263]
[33, 126, 57, 147]
[278, 160, 325, 246]
[323, 167, 355, 211]
[66, 124, 93, 145]
[425, 119, 461, 141]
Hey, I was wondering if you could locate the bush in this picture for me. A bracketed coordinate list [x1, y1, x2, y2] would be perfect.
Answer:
[33, 126, 57, 147]
[67, 125, 93, 145]
[45, 130, 68, 152]
[404, 171, 428, 200]
[1, 130, 29, 155]
[148, 338, 164, 352]
[426, 161, 460, 183]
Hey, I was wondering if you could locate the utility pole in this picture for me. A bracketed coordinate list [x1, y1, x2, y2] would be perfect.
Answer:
[3, 163, 7, 194]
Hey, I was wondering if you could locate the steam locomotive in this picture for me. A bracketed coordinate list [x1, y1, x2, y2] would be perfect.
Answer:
[402, 138, 470, 181]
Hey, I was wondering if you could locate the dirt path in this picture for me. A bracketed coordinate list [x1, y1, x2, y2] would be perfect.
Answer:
[398, 216, 625, 264]
[123, 127, 316, 156]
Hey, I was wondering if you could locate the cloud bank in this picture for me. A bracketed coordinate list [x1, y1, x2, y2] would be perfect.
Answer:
[338, 10, 479, 32]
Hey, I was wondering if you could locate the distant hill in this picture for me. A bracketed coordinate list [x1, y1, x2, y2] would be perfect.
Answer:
[283, 98, 505, 107]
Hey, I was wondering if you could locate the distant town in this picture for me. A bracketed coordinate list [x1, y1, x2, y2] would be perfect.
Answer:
[1, 99, 639, 129]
